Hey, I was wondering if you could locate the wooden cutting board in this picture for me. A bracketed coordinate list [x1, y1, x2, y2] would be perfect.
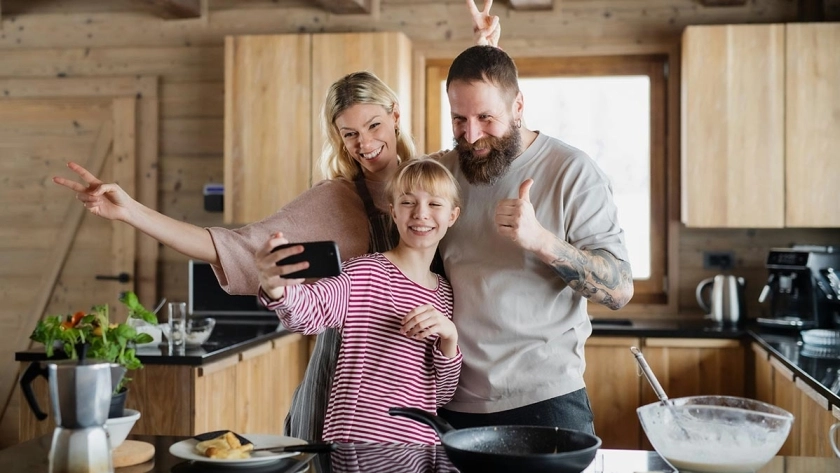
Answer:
[113, 440, 155, 468]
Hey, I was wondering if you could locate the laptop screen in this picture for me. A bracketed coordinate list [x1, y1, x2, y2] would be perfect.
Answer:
[188, 260, 275, 316]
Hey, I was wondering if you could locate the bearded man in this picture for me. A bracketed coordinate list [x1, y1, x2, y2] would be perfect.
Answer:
[437, 45, 635, 434]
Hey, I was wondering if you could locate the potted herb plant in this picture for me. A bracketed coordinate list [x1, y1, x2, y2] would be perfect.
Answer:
[28, 291, 158, 417]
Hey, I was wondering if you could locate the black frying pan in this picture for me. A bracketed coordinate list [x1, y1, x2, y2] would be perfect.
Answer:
[389, 407, 601, 473]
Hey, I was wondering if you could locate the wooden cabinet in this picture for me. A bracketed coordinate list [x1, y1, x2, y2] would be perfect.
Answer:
[19, 335, 309, 442]
[224, 32, 413, 224]
[583, 336, 642, 449]
[681, 23, 840, 228]
[640, 338, 745, 402]
[750, 342, 839, 458]
[585, 337, 745, 450]
[681, 24, 785, 228]
[639, 338, 746, 449]
[751, 341, 774, 405]
[784, 23, 840, 228]
[224, 34, 312, 226]
[767, 354, 801, 456]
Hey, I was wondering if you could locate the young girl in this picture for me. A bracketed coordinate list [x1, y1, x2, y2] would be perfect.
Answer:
[255, 158, 462, 444]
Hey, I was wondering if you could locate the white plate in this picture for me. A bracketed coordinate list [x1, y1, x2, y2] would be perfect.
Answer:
[802, 329, 840, 347]
[169, 433, 308, 466]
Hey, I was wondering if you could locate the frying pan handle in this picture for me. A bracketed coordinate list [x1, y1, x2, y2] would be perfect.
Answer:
[388, 407, 455, 438]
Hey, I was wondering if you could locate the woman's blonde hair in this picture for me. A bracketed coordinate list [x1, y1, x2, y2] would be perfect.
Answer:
[319, 71, 416, 180]
[385, 158, 461, 209]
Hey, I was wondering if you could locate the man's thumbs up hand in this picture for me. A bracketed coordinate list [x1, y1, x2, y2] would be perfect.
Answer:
[519, 178, 533, 203]
[495, 178, 546, 252]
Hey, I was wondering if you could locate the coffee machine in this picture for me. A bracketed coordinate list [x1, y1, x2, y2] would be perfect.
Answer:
[20, 357, 125, 473]
[757, 246, 840, 330]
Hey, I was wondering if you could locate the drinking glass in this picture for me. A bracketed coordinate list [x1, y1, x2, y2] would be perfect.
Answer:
[167, 302, 186, 350]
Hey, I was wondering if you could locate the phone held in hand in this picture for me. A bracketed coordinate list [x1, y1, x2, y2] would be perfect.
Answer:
[271, 240, 342, 279]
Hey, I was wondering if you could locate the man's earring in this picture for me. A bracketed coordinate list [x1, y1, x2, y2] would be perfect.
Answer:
[515, 119, 522, 129]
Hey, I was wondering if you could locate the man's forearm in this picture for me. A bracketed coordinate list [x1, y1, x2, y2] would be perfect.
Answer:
[535, 236, 634, 310]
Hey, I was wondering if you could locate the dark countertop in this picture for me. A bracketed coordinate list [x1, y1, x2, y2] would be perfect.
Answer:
[749, 327, 840, 408]
[16, 315, 840, 409]
[590, 316, 745, 338]
[2, 434, 838, 473]
[17, 316, 738, 367]
[16, 316, 289, 366]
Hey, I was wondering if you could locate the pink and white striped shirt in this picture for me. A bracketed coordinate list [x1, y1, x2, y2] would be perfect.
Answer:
[264, 253, 462, 444]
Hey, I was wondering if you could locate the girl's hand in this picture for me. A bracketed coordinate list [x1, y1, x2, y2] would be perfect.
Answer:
[53, 161, 136, 222]
[401, 304, 459, 358]
[255, 232, 308, 301]
[467, 0, 501, 48]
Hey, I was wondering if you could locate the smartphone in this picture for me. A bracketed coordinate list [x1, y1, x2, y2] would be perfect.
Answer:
[271, 240, 342, 279]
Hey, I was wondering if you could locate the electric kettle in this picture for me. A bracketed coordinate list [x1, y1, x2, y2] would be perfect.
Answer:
[20, 354, 126, 473]
[696, 274, 746, 326]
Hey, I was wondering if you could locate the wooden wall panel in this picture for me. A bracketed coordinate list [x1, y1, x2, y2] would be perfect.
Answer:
[161, 82, 224, 118]
[0, 47, 224, 81]
[162, 118, 225, 156]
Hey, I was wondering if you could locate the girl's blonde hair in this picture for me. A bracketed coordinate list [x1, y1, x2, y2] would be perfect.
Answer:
[385, 158, 461, 208]
[319, 72, 416, 180]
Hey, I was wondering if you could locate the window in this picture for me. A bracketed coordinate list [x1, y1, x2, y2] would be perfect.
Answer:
[426, 56, 668, 305]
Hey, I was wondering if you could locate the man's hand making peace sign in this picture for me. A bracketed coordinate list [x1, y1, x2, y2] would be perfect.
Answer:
[468, 0, 501, 48]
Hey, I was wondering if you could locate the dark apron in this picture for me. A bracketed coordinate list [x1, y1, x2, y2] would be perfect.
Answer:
[283, 174, 398, 442]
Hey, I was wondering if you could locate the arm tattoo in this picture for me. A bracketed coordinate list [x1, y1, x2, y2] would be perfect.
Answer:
[549, 244, 634, 310]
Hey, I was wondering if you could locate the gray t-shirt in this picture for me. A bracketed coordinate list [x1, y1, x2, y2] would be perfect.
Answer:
[439, 132, 629, 413]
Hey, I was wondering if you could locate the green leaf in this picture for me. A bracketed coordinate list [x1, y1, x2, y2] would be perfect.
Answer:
[120, 291, 158, 324]
[112, 324, 136, 340]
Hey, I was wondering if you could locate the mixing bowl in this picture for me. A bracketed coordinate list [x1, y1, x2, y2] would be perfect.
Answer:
[106, 408, 140, 448]
[637, 396, 793, 473]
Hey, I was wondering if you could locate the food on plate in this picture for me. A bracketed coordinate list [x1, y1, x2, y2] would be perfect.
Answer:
[194, 431, 254, 459]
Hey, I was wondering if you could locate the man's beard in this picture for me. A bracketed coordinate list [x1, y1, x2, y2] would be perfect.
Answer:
[455, 124, 521, 186]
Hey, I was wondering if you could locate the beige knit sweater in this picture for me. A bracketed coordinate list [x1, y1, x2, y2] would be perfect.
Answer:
[206, 178, 389, 295]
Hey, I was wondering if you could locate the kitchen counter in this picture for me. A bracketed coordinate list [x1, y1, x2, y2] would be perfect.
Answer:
[590, 316, 745, 338]
[749, 327, 840, 408]
[1, 434, 838, 473]
[16, 316, 289, 366]
[17, 317, 834, 405]
[16, 316, 836, 408]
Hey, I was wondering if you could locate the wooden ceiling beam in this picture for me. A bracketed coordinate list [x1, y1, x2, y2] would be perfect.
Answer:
[132, 0, 202, 19]
[508, 0, 554, 11]
[313, 0, 372, 15]
[698, 0, 748, 5]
